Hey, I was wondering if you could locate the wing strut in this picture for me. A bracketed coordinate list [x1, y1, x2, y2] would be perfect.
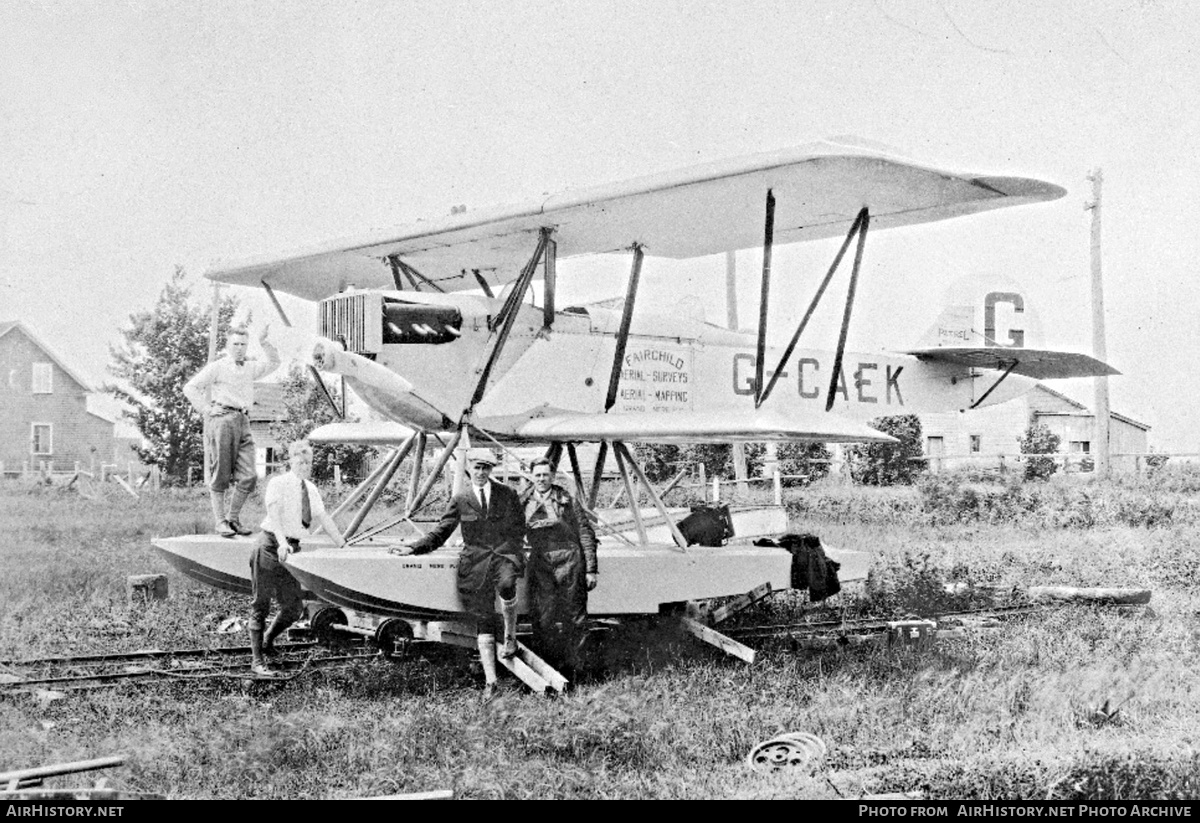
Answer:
[343, 433, 417, 538]
[613, 441, 688, 550]
[345, 427, 463, 545]
[604, 244, 645, 412]
[388, 258, 406, 290]
[470, 229, 552, 409]
[752, 190, 775, 408]
[969, 359, 1019, 410]
[566, 443, 585, 498]
[406, 430, 428, 504]
[329, 443, 405, 521]
[544, 441, 564, 473]
[398, 259, 446, 293]
[260, 279, 293, 327]
[611, 442, 648, 545]
[825, 208, 870, 411]
[543, 237, 557, 329]
[588, 441, 609, 510]
[471, 269, 494, 298]
[758, 207, 870, 407]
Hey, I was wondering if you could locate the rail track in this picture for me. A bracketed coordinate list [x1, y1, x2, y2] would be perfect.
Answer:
[0, 640, 383, 693]
[0, 600, 1138, 695]
[722, 602, 1050, 640]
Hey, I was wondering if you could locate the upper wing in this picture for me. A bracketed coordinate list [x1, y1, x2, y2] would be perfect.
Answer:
[904, 347, 1119, 380]
[207, 138, 1066, 300]
[503, 409, 896, 445]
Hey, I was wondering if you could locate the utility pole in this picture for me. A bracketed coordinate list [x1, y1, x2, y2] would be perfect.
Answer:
[207, 281, 222, 363]
[204, 281, 222, 486]
[1087, 169, 1111, 478]
[726, 251, 749, 492]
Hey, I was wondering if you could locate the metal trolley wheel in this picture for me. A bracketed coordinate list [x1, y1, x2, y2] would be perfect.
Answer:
[746, 732, 827, 771]
[309, 606, 349, 646]
[374, 618, 414, 660]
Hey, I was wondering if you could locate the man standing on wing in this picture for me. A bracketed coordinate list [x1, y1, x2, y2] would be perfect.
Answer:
[393, 448, 526, 700]
[250, 439, 345, 677]
[183, 325, 280, 537]
[520, 458, 598, 679]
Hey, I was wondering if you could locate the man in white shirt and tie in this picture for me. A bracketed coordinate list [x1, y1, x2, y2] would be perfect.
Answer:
[248, 439, 345, 677]
[183, 325, 280, 537]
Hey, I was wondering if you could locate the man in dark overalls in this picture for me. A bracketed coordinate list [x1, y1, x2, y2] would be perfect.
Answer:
[520, 457, 598, 679]
[395, 448, 526, 700]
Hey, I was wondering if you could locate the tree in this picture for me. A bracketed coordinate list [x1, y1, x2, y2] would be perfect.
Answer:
[107, 268, 239, 483]
[848, 414, 925, 486]
[1019, 422, 1061, 481]
[745, 442, 832, 486]
[271, 363, 374, 483]
[631, 443, 734, 483]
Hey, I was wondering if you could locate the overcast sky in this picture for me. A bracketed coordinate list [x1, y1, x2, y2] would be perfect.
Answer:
[2, 1, 1196, 450]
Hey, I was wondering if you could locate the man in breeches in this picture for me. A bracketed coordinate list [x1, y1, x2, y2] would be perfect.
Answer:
[183, 325, 279, 537]
[394, 448, 526, 700]
[520, 457, 598, 678]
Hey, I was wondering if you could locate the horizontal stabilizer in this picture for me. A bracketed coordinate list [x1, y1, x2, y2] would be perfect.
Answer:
[904, 347, 1119, 380]
[507, 409, 897, 445]
[308, 421, 417, 445]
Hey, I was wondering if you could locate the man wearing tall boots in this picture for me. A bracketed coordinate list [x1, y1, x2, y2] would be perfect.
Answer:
[248, 440, 345, 677]
[183, 325, 280, 537]
[520, 458, 598, 681]
[393, 448, 526, 700]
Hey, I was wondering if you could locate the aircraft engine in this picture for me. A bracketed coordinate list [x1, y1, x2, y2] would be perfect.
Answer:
[310, 339, 452, 430]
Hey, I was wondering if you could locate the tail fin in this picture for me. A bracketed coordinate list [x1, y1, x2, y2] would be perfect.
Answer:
[915, 278, 1036, 350]
[915, 303, 977, 348]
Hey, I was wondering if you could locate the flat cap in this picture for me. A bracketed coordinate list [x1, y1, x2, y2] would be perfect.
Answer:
[465, 448, 499, 466]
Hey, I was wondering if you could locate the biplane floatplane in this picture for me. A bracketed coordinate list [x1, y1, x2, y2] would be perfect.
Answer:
[153, 139, 1115, 690]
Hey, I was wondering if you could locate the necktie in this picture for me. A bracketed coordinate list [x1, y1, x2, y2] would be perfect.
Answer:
[300, 479, 311, 529]
[479, 485, 488, 519]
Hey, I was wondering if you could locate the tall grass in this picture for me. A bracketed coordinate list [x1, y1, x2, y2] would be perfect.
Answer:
[2, 477, 1199, 798]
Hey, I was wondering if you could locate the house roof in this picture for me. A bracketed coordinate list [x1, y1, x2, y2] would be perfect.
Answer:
[1031, 384, 1150, 431]
[0, 319, 95, 391]
[250, 382, 289, 423]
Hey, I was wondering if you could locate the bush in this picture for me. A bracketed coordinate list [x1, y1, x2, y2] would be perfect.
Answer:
[1019, 423, 1061, 481]
[745, 442, 832, 486]
[848, 414, 925, 486]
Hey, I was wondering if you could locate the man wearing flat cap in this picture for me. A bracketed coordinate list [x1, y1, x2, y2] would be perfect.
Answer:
[394, 447, 526, 700]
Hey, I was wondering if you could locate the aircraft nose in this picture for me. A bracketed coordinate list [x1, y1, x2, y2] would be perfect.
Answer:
[312, 339, 336, 370]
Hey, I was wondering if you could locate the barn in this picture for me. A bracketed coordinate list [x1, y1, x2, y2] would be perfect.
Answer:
[918, 383, 1150, 474]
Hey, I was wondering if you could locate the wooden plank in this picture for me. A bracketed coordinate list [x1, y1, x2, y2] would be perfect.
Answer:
[351, 789, 454, 800]
[1026, 586, 1151, 605]
[498, 653, 550, 695]
[678, 616, 755, 663]
[0, 756, 125, 788]
[422, 621, 479, 649]
[708, 582, 774, 626]
[513, 642, 568, 693]
[113, 475, 139, 499]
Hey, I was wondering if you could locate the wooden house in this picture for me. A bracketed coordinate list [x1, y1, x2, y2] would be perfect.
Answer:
[0, 320, 129, 475]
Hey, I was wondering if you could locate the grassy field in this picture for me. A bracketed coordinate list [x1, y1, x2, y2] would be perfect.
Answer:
[2, 473, 1199, 799]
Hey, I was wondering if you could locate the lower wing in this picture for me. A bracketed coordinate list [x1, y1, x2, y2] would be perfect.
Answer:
[504, 409, 896, 444]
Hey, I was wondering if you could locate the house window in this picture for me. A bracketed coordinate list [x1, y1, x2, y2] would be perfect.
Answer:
[926, 436, 944, 455]
[969, 435, 982, 453]
[32, 363, 53, 394]
[32, 423, 53, 455]
[1069, 441, 1091, 454]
